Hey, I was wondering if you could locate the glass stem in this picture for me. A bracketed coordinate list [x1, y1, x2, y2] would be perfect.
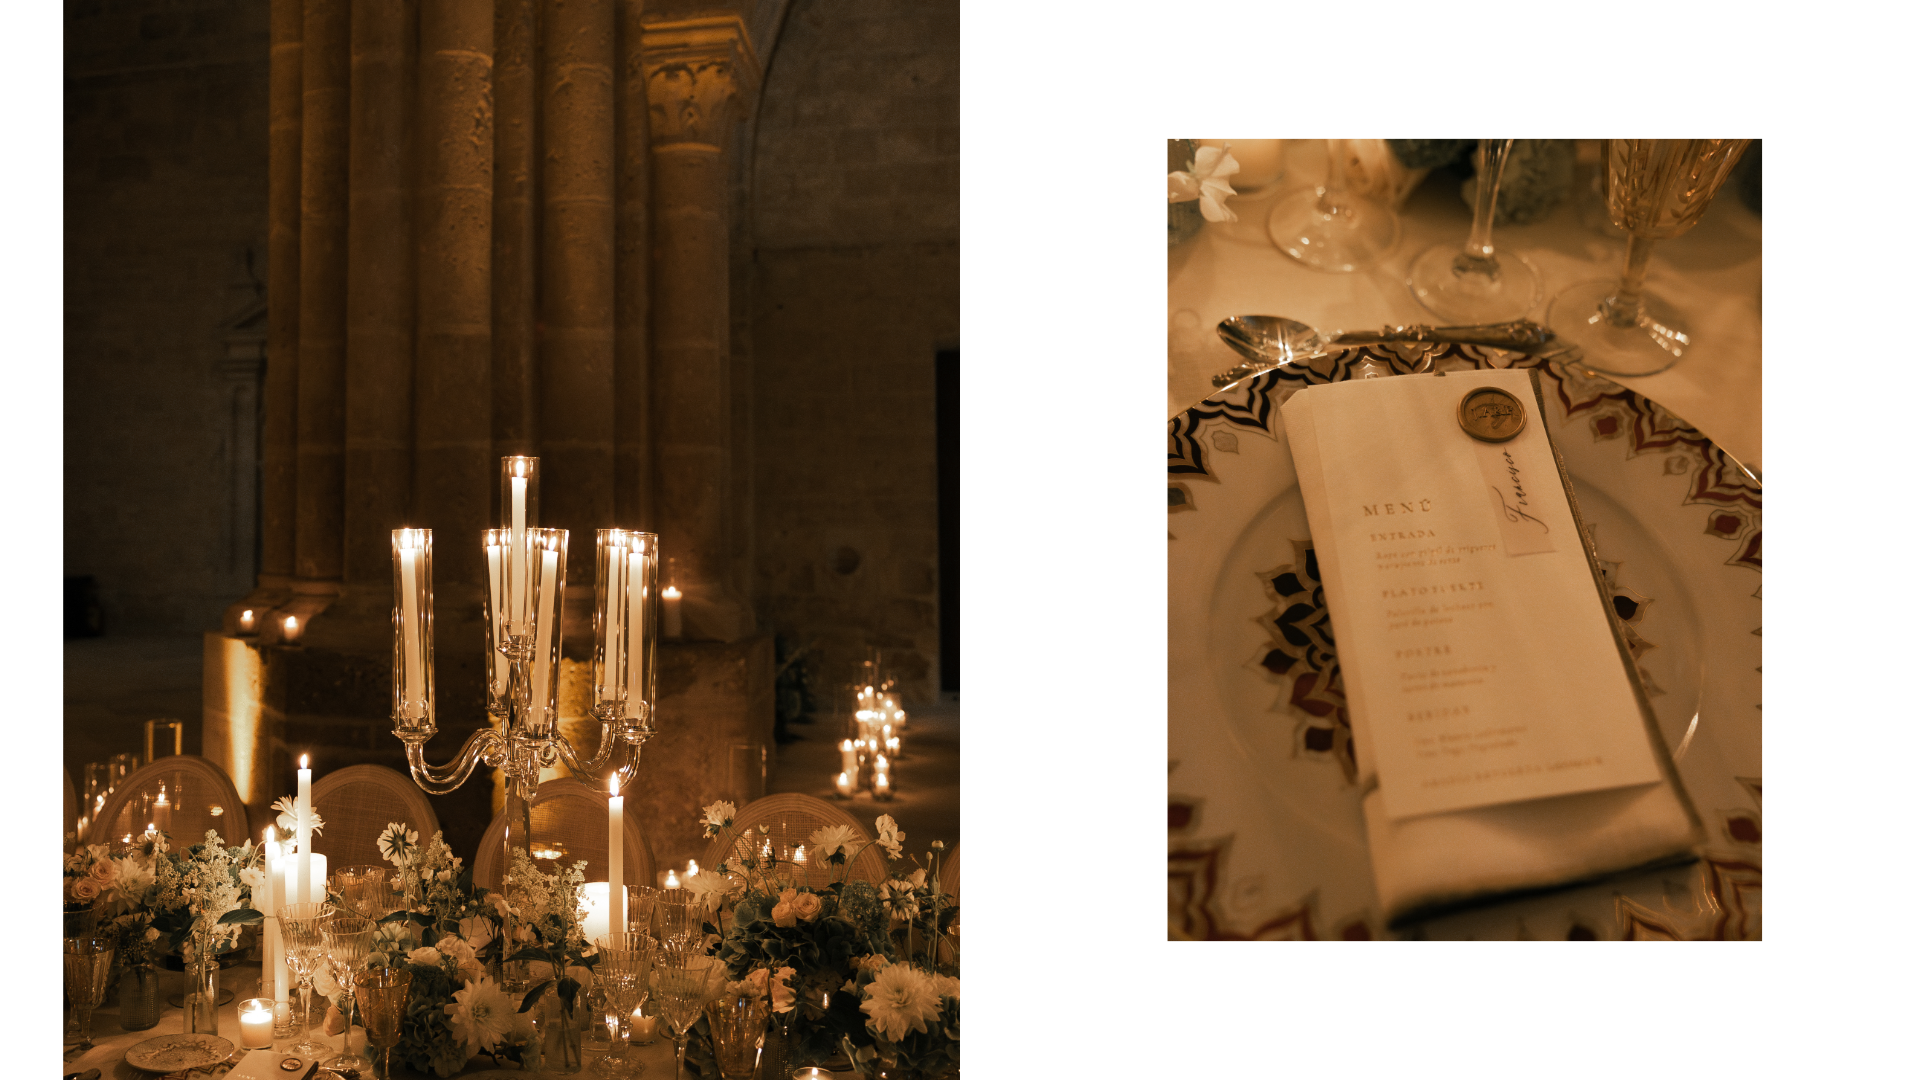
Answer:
[1456, 138, 1512, 274]
[675, 1031, 690, 1080]
[1316, 138, 1350, 218]
[298, 983, 313, 1044]
[342, 986, 354, 1054]
[1606, 233, 1660, 326]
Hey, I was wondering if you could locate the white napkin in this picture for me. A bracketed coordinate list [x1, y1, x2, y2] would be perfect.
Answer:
[1283, 369, 1702, 925]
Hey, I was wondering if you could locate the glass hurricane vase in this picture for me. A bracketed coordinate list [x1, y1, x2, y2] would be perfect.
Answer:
[120, 964, 162, 1032]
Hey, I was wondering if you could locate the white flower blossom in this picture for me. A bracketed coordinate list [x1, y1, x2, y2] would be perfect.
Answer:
[1168, 145, 1241, 223]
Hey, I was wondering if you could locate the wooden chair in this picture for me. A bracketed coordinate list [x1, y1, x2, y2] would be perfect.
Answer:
[471, 778, 657, 893]
[86, 755, 249, 848]
[63, 766, 78, 851]
[310, 764, 442, 871]
[702, 793, 887, 889]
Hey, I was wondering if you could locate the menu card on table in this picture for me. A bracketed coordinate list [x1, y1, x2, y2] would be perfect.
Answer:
[1283, 368, 1701, 922]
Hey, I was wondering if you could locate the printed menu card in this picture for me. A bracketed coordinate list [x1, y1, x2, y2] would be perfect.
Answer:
[1282, 369, 1664, 821]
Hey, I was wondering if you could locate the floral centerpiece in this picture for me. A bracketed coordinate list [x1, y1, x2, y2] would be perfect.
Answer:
[355, 825, 592, 1077]
[698, 802, 958, 1079]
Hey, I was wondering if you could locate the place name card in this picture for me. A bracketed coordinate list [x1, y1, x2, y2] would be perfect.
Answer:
[1282, 369, 1663, 820]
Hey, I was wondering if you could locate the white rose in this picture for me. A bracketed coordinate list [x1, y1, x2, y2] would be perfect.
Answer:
[408, 946, 444, 968]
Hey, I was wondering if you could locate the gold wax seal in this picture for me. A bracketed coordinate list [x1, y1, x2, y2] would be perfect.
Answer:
[1457, 386, 1526, 443]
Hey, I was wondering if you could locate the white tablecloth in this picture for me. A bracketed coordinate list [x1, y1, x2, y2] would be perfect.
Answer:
[1168, 140, 1762, 474]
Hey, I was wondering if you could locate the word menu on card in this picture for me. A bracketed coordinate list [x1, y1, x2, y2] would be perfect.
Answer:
[1282, 369, 1663, 821]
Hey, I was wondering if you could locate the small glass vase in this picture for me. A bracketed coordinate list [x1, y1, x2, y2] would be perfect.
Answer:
[758, 1013, 792, 1080]
[187, 953, 221, 1036]
[542, 988, 584, 1074]
[120, 965, 162, 1032]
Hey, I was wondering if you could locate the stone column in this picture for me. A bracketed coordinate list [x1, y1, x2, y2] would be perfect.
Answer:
[338, 0, 418, 634]
[641, 15, 758, 641]
[540, 0, 618, 546]
[256, 0, 302, 603]
[292, 0, 351, 621]
[492, 0, 539, 460]
[614, 0, 651, 529]
[415, 0, 495, 595]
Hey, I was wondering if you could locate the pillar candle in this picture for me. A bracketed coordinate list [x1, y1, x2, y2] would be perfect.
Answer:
[278, 854, 327, 904]
[661, 585, 682, 637]
[624, 547, 646, 711]
[839, 739, 858, 776]
[239, 609, 255, 633]
[527, 543, 560, 730]
[607, 774, 625, 936]
[835, 772, 853, 797]
[873, 771, 892, 799]
[283, 615, 302, 643]
[398, 532, 423, 714]
[580, 881, 611, 946]
[510, 473, 529, 627]
[295, 756, 312, 904]
[261, 832, 282, 1001]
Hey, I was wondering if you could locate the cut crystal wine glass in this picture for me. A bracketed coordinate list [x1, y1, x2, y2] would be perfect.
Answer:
[63, 936, 115, 1057]
[357, 966, 413, 1080]
[321, 912, 377, 1077]
[651, 942, 710, 1080]
[1545, 138, 1751, 376]
[1406, 139, 1543, 322]
[279, 902, 333, 1058]
[595, 933, 655, 1078]
[1267, 138, 1401, 273]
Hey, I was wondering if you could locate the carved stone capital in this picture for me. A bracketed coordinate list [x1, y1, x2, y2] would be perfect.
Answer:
[640, 14, 761, 148]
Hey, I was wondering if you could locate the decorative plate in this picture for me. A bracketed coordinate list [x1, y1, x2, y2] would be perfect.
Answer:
[1168, 344, 1761, 940]
[126, 1032, 236, 1072]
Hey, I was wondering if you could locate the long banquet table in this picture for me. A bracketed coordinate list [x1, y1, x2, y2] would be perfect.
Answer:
[66, 961, 681, 1079]
[1168, 140, 1762, 471]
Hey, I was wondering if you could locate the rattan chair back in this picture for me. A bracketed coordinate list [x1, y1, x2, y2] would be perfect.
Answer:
[86, 755, 249, 848]
[310, 764, 442, 870]
[471, 777, 657, 892]
[701, 792, 887, 889]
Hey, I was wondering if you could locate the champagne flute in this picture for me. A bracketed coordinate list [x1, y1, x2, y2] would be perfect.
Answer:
[1406, 139, 1543, 321]
[1267, 138, 1400, 273]
[321, 912, 377, 1077]
[63, 936, 115, 1057]
[280, 902, 333, 1057]
[357, 966, 413, 1080]
[1545, 138, 1750, 376]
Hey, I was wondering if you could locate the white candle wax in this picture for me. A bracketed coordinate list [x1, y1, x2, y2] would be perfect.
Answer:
[661, 585, 682, 638]
[295, 756, 312, 905]
[280, 853, 328, 904]
[283, 615, 301, 643]
[239, 609, 255, 632]
[268, 839, 288, 1002]
[511, 475, 529, 627]
[607, 775, 625, 935]
[240, 1003, 275, 1048]
[580, 881, 611, 946]
[839, 739, 858, 776]
[835, 771, 853, 797]
[624, 549, 645, 711]
[261, 834, 280, 1002]
[603, 541, 624, 706]
[873, 771, 892, 798]
[399, 536, 423, 714]
[527, 545, 560, 730]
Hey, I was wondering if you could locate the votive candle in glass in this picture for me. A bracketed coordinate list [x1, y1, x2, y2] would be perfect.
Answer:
[239, 998, 276, 1049]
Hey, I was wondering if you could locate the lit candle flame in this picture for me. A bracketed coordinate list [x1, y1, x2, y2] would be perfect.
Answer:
[795, 845, 807, 863]
[687, 859, 699, 877]
[284, 615, 299, 633]
[608, 773, 621, 796]
[662, 585, 681, 599]
[300, 754, 309, 769]
[665, 869, 680, 888]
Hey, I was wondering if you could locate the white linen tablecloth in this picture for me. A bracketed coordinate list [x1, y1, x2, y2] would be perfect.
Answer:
[1168, 140, 1762, 474]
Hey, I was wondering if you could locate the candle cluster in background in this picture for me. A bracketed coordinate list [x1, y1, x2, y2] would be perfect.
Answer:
[834, 682, 907, 800]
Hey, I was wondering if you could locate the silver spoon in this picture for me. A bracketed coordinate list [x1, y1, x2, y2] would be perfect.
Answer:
[1212, 315, 1556, 387]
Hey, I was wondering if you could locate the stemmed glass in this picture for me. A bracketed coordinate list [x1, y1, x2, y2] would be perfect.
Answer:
[655, 892, 698, 949]
[650, 941, 711, 1080]
[626, 885, 660, 935]
[63, 936, 115, 1057]
[357, 966, 413, 1080]
[594, 933, 656, 1077]
[703, 989, 770, 1080]
[1406, 139, 1543, 321]
[322, 912, 377, 1076]
[335, 865, 395, 918]
[280, 902, 334, 1057]
[1267, 138, 1401, 273]
[1545, 138, 1751, 376]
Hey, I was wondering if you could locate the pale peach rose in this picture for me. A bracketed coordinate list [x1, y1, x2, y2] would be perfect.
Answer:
[771, 900, 796, 928]
[88, 858, 117, 884]
[323, 1004, 346, 1036]
[791, 891, 822, 922]
[70, 876, 101, 902]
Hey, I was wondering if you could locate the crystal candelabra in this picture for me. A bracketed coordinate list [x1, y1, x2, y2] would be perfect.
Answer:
[387, 457, 662, 963]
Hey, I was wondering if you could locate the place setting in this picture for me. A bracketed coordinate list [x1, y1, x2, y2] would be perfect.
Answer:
[1168, 139, 1760, 940]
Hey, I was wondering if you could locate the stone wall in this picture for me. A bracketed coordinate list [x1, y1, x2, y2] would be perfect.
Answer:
[750, 0, 959, 704]
[64, 0, 271, 634]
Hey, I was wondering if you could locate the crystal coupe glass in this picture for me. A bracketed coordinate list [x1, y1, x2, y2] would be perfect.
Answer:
[1545, 138, 1750, 376]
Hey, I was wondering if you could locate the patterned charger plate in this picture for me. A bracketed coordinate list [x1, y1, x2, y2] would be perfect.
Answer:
[125, 1032, 235, 1072]
[1167, 344, 1761, 940]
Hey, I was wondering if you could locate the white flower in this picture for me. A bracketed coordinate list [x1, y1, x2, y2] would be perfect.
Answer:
[808, 824, 856, 862]
[407, 946, 444, 968]
[860, 964, 943, 1042]
[459, 916, 495, 951]
[930, 973, 959, 1001]
[880, 879, 919, 920]
[446, 976, 517, 1056]
[873, 815, 904, 859]
[701, 801, 736, 829]
[1168, 145, 1241, 223]
[271, 796, 326, 838]
[685, 870, 736, 910]
[313, 963, 341, 999]
[377, 824, 419, 866]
